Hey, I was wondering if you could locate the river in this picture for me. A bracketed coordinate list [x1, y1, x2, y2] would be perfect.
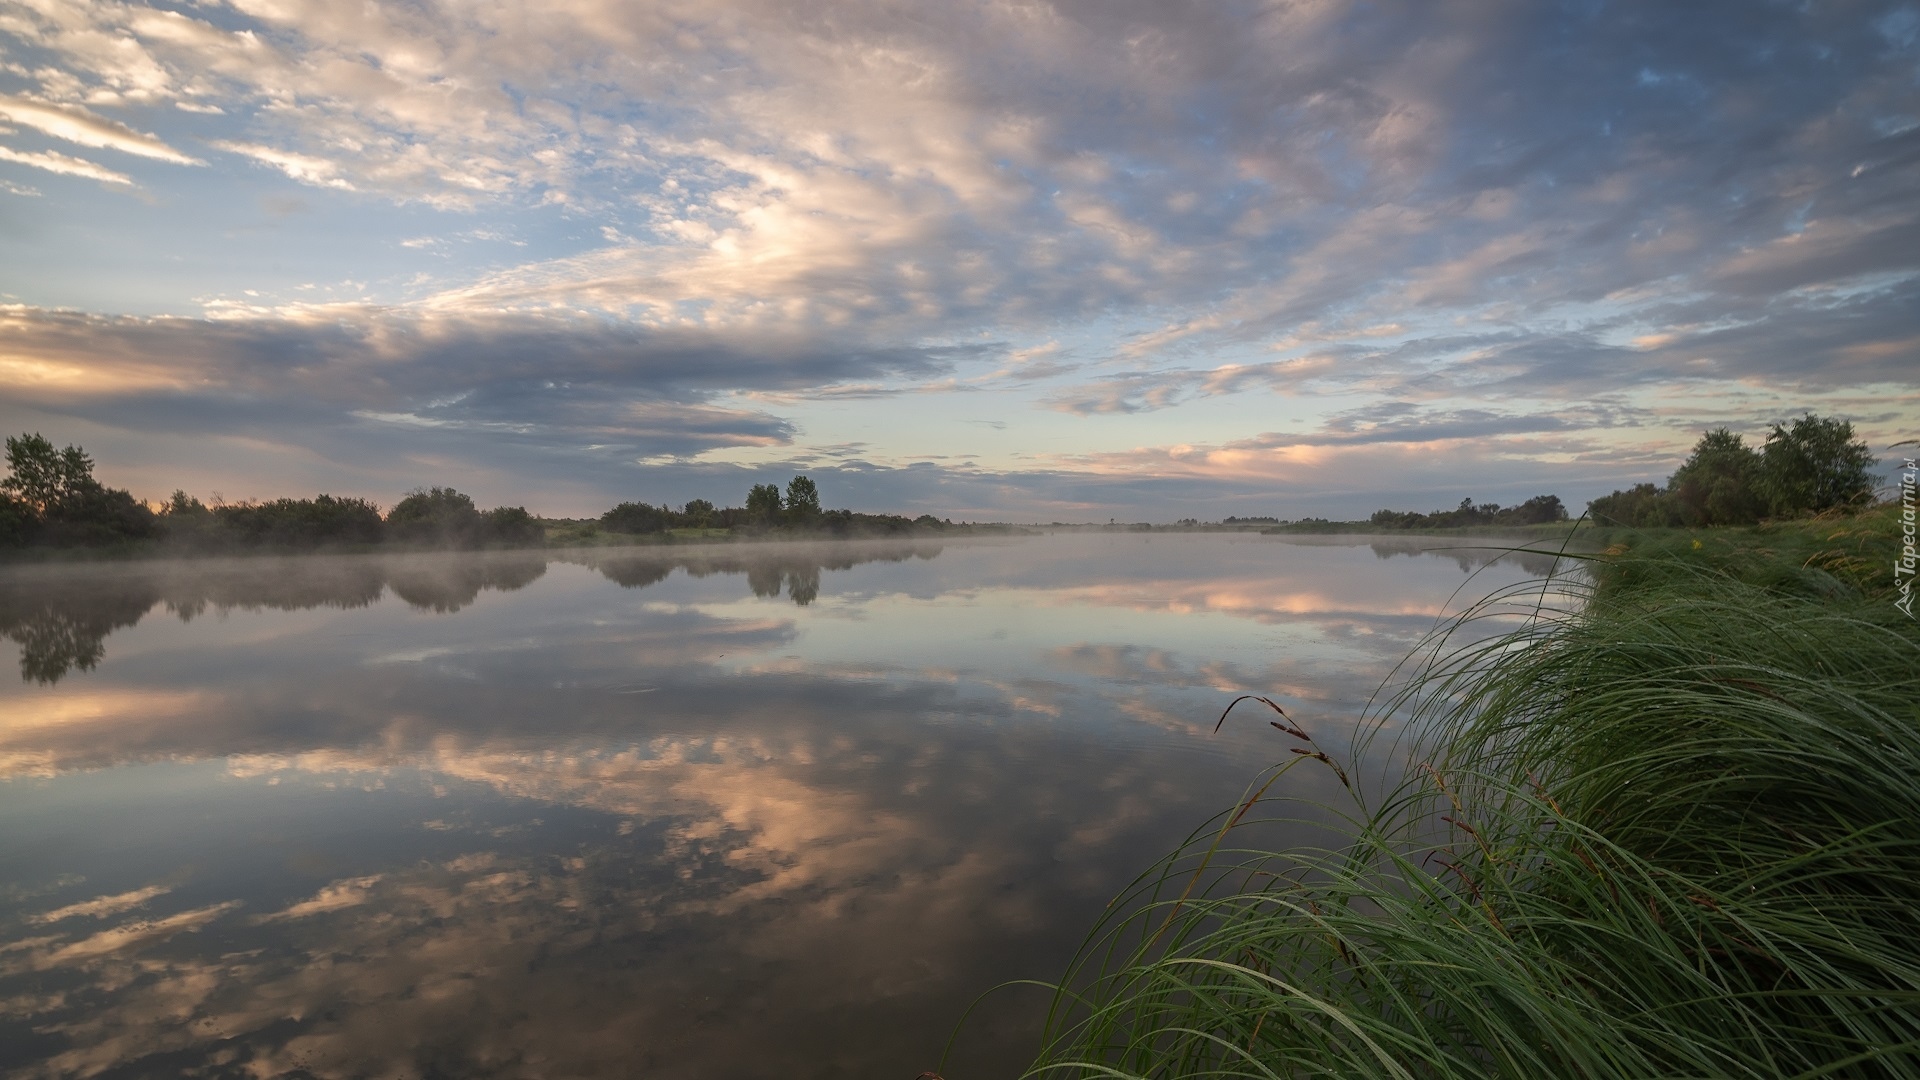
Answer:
[0, 532, 1574, 1078]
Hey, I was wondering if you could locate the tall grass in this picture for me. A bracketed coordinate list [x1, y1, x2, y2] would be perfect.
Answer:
[1020, 513, 1920, 1079]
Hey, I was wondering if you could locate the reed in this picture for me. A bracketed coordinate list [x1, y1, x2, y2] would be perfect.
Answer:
[1020, 509, 1920, 1079]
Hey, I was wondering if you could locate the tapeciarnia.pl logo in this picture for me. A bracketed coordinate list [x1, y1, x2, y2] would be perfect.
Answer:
[1897, 456, 1915, 620]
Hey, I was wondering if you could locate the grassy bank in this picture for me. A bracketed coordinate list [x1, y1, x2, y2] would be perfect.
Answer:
[1017, 505, 1919, 1078]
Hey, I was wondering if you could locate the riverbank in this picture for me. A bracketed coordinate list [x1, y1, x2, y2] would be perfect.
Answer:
[1021, 504, 1917, 1078]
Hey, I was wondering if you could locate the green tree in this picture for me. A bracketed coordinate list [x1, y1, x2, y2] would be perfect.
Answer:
[1, 433, 153, 545]
[1668, 428, 1764, 526]
[746, 483, 783, 522]
[3, 433, 101, 515]
[682, 498, 716, 528]
[785, 475, 821, 518]
[1758, 414, 1876, 516]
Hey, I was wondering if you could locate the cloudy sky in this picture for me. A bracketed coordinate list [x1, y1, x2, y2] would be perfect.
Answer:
[0, 0, 1915, 520]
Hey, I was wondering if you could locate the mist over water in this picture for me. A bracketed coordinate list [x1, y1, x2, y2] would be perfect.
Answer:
[0, 533, 1575, 1077]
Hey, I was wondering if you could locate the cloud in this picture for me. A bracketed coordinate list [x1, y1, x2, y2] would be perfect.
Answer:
[0, 94, 203, 165]
[210, 140, 353, 189]
[0, 292, 1904, 516]
[0, 145, 131, 185]
[1042, 268, 1920, 416]
[0, 0, 1912, 514]
[3, 0, 1886, 325]
[38, 901, 241, 966]
[1285, 402, 1593, 445]
[1041, 369, 1203, 416]
[30, 885, 171, 924]
[0, 305, 973, 466]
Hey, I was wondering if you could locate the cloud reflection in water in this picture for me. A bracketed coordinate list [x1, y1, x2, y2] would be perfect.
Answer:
[0, 534, 1577, 1076]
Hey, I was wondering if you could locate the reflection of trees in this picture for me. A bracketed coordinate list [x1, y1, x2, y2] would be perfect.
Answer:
[0, 543, 943, 683]
[785, 565, 820, 606]
[0, 554, 549, 683]
[577, 543, 942, 607]
[164, 560, 387, 621]
[746, 563, 784, 599]
[740, 560, 818, 604]
[1367, 539, 1574, 577]
[595, 561, 673, 589]
[385, 555, 547, 613]
[0, 577, 157, 683]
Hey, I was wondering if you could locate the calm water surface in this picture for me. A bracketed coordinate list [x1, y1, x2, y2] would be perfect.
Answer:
[0, 533, 1570, 1078]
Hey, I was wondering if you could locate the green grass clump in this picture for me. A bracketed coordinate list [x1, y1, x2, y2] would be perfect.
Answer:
[1020, 511, 1920, 1079]
[1585, 502, 1908, 602]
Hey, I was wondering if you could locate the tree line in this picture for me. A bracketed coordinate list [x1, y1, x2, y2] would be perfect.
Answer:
[0, 433, 961, 553]
[1286, 413, 1877, 534]
[596, 474, 953, 538]
[8, 415, 1866, 553]
[0, 433, 541, 551]
[1368, 494, 1569, 530]
[1588, 414, 1876, 528]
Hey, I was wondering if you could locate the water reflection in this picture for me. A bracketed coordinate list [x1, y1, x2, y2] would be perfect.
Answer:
[0, 577, 151, 685]
[0, 543, 948, 684]
[0, 535, 1575, 1077]
[0, 554, 540, 684]
[1361, 535, 1575, 576]
[574, 540, 942, 605]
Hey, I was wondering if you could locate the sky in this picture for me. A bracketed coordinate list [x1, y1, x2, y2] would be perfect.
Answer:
[0, 0, 1916, 521]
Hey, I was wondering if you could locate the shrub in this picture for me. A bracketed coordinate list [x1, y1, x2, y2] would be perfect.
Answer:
[1493, 493, 1567, 526]
[480, 506, 544, 547]
[602, 501, 672, 534]
[0, 493, 30, 547]
[213, 495, 384, 548]
[387, 487, 482, 546]
[1588, 481, 1681, 527]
